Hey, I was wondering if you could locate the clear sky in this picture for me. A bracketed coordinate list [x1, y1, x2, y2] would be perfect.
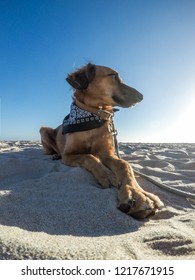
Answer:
[1, 0, 195, 142]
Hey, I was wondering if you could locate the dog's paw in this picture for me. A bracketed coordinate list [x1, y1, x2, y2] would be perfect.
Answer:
[118, 185, 164, 219]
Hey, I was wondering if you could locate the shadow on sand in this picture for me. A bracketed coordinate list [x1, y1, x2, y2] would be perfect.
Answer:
[0, 147, 144, 237]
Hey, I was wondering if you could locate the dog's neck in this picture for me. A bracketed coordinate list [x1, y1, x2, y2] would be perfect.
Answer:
[74, 92, 113, 112]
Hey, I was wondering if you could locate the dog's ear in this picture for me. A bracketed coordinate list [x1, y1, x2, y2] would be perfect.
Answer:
[66, 63, 96, 90]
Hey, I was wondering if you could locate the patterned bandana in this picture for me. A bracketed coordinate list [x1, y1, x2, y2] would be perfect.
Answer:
[62, 103, 106, 134]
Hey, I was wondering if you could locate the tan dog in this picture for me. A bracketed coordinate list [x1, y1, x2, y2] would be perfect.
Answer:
[40, 63, 163, 219]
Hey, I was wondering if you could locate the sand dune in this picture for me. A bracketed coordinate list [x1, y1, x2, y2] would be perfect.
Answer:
[0, 141, 195, 259]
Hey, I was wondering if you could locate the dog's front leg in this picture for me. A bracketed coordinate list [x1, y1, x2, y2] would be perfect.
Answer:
[101, 155, 164, 219]
[62, 154, 117, 188]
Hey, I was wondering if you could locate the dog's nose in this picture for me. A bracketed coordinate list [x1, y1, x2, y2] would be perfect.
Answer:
[137, 92, 143, 101]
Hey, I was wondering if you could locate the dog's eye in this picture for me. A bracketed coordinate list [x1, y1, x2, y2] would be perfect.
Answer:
[110, 73, 118, 79]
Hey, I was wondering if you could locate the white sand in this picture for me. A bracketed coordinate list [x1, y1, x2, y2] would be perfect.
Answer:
[0, 141, 195, 259]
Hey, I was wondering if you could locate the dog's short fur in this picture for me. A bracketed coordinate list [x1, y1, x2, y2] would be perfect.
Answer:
[40, 64, 163, 219]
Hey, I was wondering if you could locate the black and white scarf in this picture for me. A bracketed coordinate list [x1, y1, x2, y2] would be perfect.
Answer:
[62, 103, 106, 134]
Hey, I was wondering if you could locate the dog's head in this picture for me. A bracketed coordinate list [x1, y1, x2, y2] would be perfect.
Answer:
[66, 63, 143, 108]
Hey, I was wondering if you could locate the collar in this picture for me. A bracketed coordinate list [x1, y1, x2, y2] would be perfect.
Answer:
[74, 98, 115, 120]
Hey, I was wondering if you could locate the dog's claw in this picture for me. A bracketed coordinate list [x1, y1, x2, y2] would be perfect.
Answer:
[128, 198, 136, 208]
[52, 154, 61, 160]
[118, 198, 136, 213]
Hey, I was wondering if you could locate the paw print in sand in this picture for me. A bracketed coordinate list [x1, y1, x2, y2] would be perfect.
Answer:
[144, 234, 194, 256]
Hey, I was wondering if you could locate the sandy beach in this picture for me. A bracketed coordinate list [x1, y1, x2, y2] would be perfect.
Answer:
[0, 141, 195, 259]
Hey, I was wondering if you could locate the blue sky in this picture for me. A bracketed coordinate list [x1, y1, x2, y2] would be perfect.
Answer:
[1, 0, 195, 142]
